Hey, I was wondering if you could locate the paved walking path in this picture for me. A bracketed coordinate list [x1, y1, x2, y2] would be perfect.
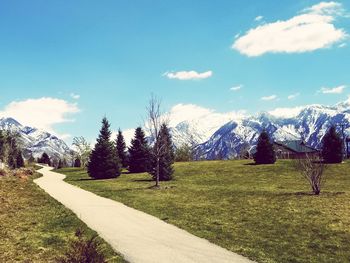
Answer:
[34, 166, 254, 263]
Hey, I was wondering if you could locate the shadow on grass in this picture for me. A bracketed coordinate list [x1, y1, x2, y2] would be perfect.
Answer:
[277, 191, 345, 197]
[132, 179, 154, 182]
[243, 162, 257, 166]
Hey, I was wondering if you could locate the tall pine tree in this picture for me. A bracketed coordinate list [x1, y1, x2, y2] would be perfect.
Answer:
[39, 152, 51, 166]
[254, 130, 276, 164]
[116, 129, 128, 168]
[16, 150, 25, 168]
[150, 124, 175, 181]
[88, 117, 121, 179]
[322, 125, 343, 163]
[128, 127, 150, 173]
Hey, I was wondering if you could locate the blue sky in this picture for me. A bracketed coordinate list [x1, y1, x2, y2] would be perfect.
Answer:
[0, 0, 349, 143]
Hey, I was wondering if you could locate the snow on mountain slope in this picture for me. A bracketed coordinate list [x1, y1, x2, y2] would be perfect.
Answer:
[0, 117, 71, 160]
[194, 102, 350, 160]
[168, 104, 244, 147]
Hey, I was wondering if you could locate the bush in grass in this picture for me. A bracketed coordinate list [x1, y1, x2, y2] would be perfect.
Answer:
[0, 169, 7, 176]
[56, 229, 106, 263]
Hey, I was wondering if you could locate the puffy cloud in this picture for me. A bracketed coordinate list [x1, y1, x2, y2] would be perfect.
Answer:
[319, 85, 346, 94]
[232, 1, 347, 57]
[288, 92, 300, 100]
[303, 1, 344, 15]
[163, 70, 213, 80]
[230, 85, 243, 91]
[261, 95, 277, 101]
[0, 97, 80, 137]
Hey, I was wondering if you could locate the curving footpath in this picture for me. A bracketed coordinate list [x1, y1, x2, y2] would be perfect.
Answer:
[34, 165, 255, 263]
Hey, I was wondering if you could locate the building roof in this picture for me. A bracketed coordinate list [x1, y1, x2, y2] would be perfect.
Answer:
[274, 140, 317, 153]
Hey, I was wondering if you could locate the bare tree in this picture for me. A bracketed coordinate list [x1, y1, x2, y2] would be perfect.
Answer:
[293, 154, 327, 195]
[72, 136, 92, 168]
[146, 95, 168, 187]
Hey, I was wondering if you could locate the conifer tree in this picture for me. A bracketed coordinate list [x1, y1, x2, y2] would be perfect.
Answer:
[150, 124, 174, 181]
[39, 152, 51, 166]
[55, 158, 68, 169]
[88, 117, 121, 179]
[128, 127, 150, 173]
[0, 130, 5, 161]
[116, 129, 128, 168]
[16, 151, 25, 168]
[74, 158, 82, 168]
[28, 154, 35, 164]
[254, 130, 276, 164]
[322, 125, 343, 163]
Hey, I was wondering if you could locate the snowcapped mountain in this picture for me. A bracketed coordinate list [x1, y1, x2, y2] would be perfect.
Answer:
[0, 117, 72, 160]
[172, 102, 350, 160]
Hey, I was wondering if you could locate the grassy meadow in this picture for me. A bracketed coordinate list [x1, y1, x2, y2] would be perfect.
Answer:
[58, 160, 350, 263]
[0, 170, 125, 262]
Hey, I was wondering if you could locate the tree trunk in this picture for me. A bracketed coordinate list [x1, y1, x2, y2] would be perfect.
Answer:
[156, 157, 160, 187]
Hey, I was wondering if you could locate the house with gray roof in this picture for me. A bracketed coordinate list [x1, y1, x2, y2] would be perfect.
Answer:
[274, 140, 319, 159]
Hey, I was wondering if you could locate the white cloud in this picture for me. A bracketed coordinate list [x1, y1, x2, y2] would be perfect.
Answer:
[303, 1, 344, 15]
[320, 85, 346, 94]
[0, 97, 80, 137]
[164, 70, 213, 80]
[338, 42, 347, 48]
[230, 85, 243, 91]
[255, 15, 264, 21]
[288, 92, 300, 100]
[232, 1, 347, 57]
[269, 106, 304, 118]
[70, 93, 80, 100]
[261, 95, 277, 101]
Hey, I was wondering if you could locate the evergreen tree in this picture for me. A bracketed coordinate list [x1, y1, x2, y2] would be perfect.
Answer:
[16, 151, 25, 168]
[322, 125, 343, 163]
[254, 130, 276, 164]
[174, 143, 193, 162]
[150, 124, 175, 181]
[57, 159, 64, 169]
[88, 117, 121, 179]
[0, 130, 5, 161]
[128, 127, 150, 173]
[28, 154, 35, 164]
[39, 152, 51, 166]
[116, 129, 128, 168]
[7, 134, 20, 169]
[74, 158, 82, 168]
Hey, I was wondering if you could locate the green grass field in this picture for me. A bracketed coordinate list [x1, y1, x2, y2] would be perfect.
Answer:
[58, 160, 350, 263]
[0, 171, 125, 262]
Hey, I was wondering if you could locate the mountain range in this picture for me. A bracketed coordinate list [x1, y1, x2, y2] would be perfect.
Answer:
[171, 101, 350, 160]
[1, 99, 349, 161]
[0, 117, 72, 161]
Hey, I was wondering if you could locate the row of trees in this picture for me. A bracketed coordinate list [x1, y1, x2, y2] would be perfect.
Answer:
[0, 130, 24, 169]
[87, 96, 175, 186]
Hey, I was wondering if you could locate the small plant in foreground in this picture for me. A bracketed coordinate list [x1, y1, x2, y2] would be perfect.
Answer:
[293, 154, 326, 195]
[56, 229, 106, 263]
